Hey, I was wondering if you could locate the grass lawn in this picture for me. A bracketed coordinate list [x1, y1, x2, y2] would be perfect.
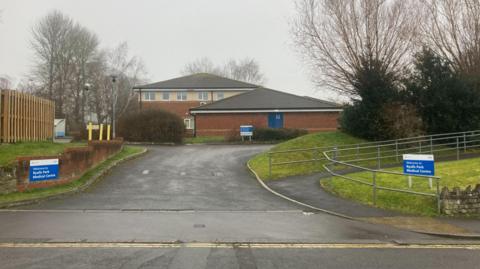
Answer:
[322, 157, 480, 216]
[248, 131, 365, 180]
[183, 136, 225, 144]
[0, 141, 86, 166]
[0, 146, 144, 205]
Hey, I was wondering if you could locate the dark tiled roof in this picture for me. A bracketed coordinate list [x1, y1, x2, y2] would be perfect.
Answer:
[133, 73, 259, 90]
[190, 88, 341, 112]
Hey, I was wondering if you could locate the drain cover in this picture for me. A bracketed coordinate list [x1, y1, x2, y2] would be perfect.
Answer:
[193, 224, 206, 228]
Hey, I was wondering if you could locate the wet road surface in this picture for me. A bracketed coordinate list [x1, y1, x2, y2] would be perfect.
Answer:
[1, 145, 479, 268]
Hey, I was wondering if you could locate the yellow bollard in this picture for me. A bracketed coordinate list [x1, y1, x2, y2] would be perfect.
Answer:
[99, 124, 103, 141]
[107, 125, 111, 141]
[88, 122, 93, 141]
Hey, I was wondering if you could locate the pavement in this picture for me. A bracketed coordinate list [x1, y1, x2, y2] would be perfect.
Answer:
[1, 144, 480, 268]
[266, 172, 480, 236]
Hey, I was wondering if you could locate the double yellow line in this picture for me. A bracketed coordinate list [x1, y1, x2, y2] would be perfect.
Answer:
[1, 242, 480, 250]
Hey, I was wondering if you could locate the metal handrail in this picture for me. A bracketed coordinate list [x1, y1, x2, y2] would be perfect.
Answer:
[266, 130, 480, 214]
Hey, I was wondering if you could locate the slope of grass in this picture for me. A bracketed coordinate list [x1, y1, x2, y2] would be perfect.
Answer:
[249, 131, 365, 180]
[0, 146, 144, 204]
[0, 141, 85, 166]
[322, 157, 480, 216]
[183, 136, 225, 144]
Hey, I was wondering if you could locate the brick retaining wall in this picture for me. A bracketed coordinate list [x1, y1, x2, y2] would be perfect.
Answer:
[440, 185, 480, 215]
[0, 139, 123, 194]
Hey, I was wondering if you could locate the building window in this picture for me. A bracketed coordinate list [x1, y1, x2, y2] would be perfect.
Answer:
[198, 91, 209, 101]
[162, 92, 170, 100]
[143, 92, 155, 101]
[184, 118, 194, 130]
[216, 92, 224, 100]
[177, 92, 187, 101]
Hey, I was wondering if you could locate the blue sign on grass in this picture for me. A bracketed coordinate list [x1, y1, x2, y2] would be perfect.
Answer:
[403, 154, 434, 176]
[29, 159, 59, 181]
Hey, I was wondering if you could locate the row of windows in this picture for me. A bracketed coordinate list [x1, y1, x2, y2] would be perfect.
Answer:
[143, 91, 224, 101]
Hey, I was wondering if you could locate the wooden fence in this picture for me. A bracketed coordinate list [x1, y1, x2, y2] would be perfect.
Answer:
[0, 89, 55, 143]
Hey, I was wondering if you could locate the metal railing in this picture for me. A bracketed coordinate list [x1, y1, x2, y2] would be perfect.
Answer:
[267, 130, 480, 213]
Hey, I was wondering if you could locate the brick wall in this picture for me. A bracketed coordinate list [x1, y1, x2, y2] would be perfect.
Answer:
[284, 112, 340, 132]
[194, 111, 340, 137]
[195, 113, 268, 136]
[440, 185, 480, 215]
[14, 139, 123, 192]
[141, 101, 201, 118]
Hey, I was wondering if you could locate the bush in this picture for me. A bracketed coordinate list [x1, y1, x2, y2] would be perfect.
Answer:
[253, 128, 307, 141]
[340, 57, 400, 140]
[405, 48, 480, 134]
[118, 109, 185, 143]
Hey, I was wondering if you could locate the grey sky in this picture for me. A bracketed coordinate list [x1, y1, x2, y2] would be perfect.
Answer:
[0, 0, 338, 101]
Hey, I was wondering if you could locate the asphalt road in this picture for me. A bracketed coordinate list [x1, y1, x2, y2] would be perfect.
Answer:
[1, 145, 479, 268]
[22, 145, 296, 211]
[2, 246, 480, 269]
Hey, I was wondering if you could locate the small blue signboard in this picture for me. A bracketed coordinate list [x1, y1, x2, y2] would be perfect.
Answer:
[29, 159, 59, 182]
[403, 154, 434, 176]
[240, 125, 253, 136]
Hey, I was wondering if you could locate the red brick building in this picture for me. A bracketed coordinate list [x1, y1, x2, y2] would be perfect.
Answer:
[190, 88, 342, 137]
[133, 73, 259, 134]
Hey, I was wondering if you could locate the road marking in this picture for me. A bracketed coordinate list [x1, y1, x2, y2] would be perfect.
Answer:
[142, 170, 150, 175]
[1, 242, 480, 249]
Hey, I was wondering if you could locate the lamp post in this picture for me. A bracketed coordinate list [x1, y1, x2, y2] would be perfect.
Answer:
[110, 75, 117, 139]
[83, 83, 92, 124]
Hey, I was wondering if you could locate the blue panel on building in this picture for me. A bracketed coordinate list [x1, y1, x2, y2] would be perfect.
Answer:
[268, 112, 284, 129]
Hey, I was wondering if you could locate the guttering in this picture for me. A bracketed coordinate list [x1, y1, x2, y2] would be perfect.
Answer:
[190, 109, 343, 114]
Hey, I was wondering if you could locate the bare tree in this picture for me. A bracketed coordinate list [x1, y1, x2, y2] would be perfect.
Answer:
[30, 10, 73, 103]
[87, 43, 147, 125]
[420, 0, 480, 77]
[181, 57, 221, 75]
[222, 58, 266, 85]
[181, 57, 266, 84]
[291, 0, 420, 96]
[0, 75, 12, 90]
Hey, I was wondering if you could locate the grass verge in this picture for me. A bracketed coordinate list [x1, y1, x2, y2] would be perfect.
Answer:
[0, 141, 86, 166]
[249, 131, 365, 180]
[0, 146, 145, 205]
[322, 157, 480, 216]
[183, 136, 225, 144]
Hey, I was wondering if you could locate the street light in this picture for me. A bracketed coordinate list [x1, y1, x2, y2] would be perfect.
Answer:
[110, 75, 117, 139]
[84, 83, 92, 124]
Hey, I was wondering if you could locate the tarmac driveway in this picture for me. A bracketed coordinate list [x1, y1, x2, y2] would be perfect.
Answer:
[24, 145, 299, 211]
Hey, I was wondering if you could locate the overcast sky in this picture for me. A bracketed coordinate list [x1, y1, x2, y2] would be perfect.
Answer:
[0, 0, 339, 101]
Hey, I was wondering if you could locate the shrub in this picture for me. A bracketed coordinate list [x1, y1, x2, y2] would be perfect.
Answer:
[253, 128, 307, 141]
[118, 109, 185, 143]
[339, 57, 400, 140]
[405, 48, 480, 134]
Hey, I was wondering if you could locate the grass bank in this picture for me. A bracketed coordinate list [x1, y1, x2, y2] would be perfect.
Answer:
[249, 131, 365, 180]
[183, 136, 225, 144]
[0, 146, 145, 205]
[322, 157, 480, 216]
[0, 141, 86, 166]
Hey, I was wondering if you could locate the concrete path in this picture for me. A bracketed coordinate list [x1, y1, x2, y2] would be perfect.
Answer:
[266, 173, 399, 218]
[266, 172, 480, 235]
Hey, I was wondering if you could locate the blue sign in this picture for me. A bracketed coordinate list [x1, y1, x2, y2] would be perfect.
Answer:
[29, 159, 59, 182]
[240, 125, 253, 136]
[403, 154, 434, 176]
